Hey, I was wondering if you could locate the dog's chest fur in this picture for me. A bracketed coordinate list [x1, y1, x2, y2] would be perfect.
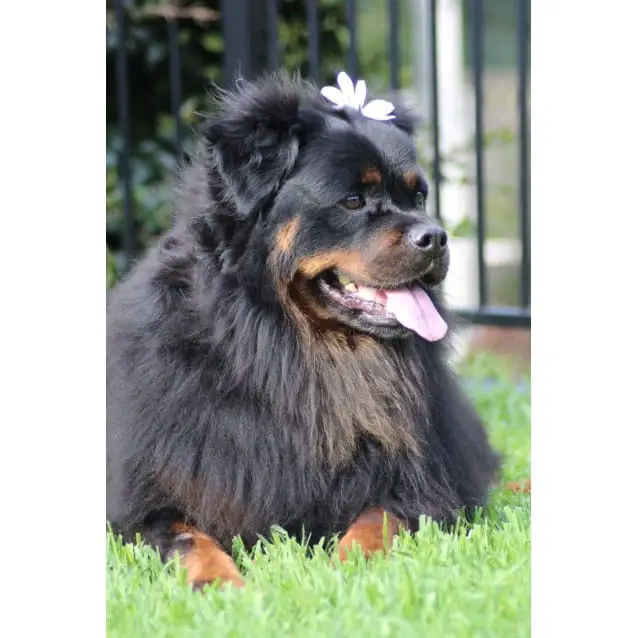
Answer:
[298, 335, 428, 468]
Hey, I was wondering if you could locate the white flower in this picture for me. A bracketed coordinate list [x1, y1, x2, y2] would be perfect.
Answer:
[320, 71, 396, 121]
[361, 99, 396, 121]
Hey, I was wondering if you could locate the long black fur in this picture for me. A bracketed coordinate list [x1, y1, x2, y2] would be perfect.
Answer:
[106, 72, 500, 557]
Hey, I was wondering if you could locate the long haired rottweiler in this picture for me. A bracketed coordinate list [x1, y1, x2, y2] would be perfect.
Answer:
[106, 72, 500, 589]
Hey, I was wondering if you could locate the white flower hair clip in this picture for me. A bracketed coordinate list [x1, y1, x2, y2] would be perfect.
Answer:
[320, 71, 396, 121]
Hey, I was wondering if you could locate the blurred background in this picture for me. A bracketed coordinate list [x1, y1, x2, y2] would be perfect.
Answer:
[106, 0, 530, 374]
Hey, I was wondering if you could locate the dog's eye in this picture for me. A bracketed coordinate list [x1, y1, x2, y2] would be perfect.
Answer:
[342, 194, 365, 210]
[415, 191, 426, 209]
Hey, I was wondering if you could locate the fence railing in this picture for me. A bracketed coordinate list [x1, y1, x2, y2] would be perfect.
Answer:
[109, 0, 530, 328]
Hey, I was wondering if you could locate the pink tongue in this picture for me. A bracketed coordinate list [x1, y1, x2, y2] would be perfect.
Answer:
[372, 285, 447, 341]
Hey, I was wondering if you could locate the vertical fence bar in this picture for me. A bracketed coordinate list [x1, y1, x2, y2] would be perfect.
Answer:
[517, 0, 530, 309]
[470, 0, 487, 307]
[388, 0, 399, 91]
[222, 0, 251, 85]
[115, 0, 135, 267]
[346, 0, 358, 78]
[167, 15, 183, 160]
[307, 0, 320, 82]
[428, 0, 441, 221]
[267, 0, 279, 71]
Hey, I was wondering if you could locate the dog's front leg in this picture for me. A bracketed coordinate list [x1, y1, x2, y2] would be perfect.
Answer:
[171, 523, 245, 589]
[336, 508, 407, 562]
[145, 517, 245, 589]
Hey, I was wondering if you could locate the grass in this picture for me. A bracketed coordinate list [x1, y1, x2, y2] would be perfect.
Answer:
[107, 353, 530, 638]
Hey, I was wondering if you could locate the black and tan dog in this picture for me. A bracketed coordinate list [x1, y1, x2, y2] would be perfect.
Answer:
[106, 72, 499, 589]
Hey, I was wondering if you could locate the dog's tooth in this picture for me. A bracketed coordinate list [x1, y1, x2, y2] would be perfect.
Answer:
[337, 273, 353, 286]
[356, 287, 378, 301]
[344, 283, 357, 292]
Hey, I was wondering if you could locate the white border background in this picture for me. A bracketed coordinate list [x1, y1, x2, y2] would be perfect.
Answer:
[532, 1, 638, 635]
[0, 1, 105, 635]
[0, 1, 637, 636]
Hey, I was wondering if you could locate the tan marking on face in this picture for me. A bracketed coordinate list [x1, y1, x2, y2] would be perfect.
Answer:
[403, 171, 418, 189]
[375, 228, 403, 251]
[361, 166, 382, 185]
[297, 250, 371, 281]
[296, 228, 408, 285]
[276, 217, 300, 253]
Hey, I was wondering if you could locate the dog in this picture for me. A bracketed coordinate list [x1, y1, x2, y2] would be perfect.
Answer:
[106, 71, 500, 589]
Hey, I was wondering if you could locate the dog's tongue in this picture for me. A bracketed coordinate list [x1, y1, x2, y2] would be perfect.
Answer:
[359, 284, 448, 341]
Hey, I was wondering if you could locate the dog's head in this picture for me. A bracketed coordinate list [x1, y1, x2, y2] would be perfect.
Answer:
[201, 72, 449, 342]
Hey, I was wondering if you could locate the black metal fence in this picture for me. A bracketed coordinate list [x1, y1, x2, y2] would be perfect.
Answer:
[109, 0, 530, 328]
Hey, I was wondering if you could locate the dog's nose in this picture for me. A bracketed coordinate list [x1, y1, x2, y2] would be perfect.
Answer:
[407, 223, 448, 253]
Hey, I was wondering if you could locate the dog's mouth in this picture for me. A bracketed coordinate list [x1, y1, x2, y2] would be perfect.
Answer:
[316, 269, 448, 342]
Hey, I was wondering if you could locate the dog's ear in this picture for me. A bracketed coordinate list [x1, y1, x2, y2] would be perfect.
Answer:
[390, 101, 420, 137]
[203, 74, 321, 217]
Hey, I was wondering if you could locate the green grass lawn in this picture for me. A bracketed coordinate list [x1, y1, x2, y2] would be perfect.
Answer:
[107, 353, 530, 638]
